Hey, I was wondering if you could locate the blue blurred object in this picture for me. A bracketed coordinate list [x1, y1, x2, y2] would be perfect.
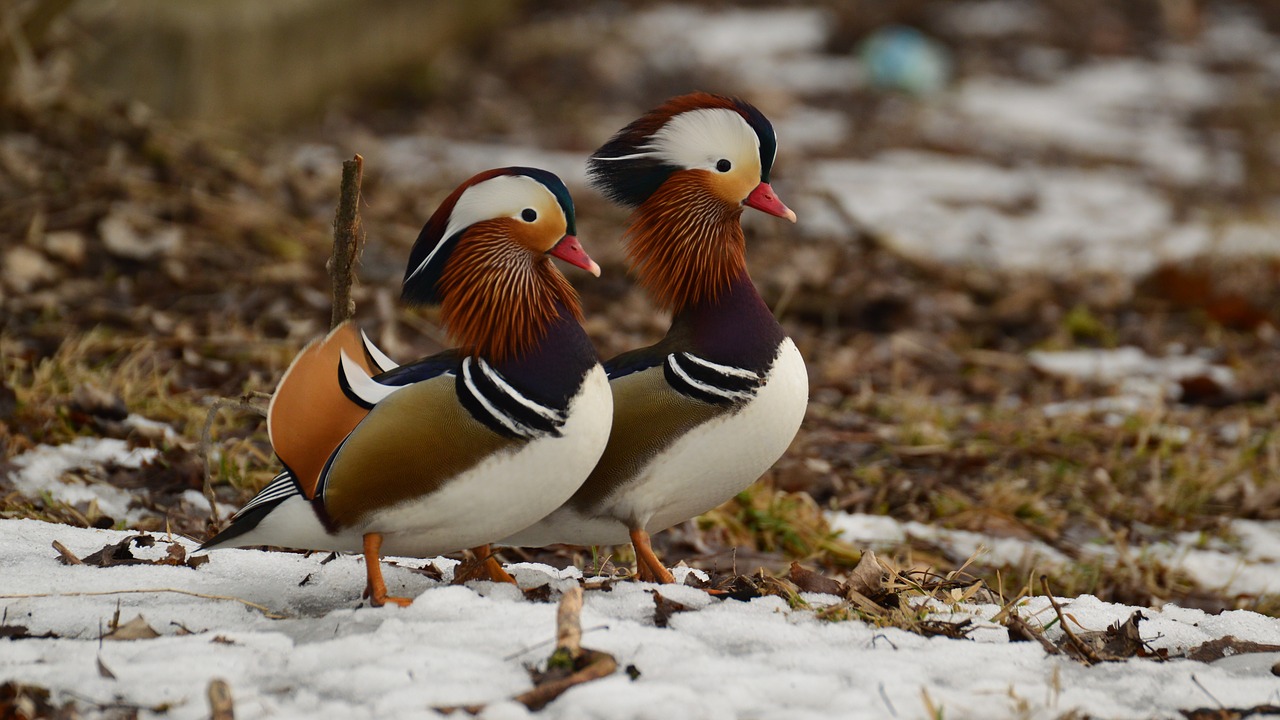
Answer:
[860, 25, 952, 95]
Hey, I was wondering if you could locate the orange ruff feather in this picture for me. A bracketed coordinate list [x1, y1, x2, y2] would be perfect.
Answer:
[438, 219, 582, 363]
[624, 171, 746, 313]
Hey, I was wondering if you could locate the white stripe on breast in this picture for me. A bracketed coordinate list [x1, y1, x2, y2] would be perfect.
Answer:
[476, 358, 563, 423]
[679, 352, 759, 380]
[462, 357, 534, 437]
[666, 354, 754, 401]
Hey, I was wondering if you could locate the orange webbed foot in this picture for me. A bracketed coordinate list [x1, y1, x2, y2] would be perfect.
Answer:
[362, 533, 413, 608]
[453, 545, 518, 585]
[630, 528, 676, 584]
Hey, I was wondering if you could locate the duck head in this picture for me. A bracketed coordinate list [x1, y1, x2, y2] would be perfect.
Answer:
[587, 93, 794, 312]
[401, 167, 599, 362]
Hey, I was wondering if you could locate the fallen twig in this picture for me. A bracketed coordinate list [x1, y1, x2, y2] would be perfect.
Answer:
[199, 393, 269, 526]
[51, 540, 81, 565]
[513, 587, 617, 711]
[1040, 575, 1099, 665]
[0, 588, 286, 620]
[1004, 613, 1060, 656]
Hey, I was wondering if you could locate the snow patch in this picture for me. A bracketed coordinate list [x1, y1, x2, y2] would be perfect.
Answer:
[7, 438, 158, 522]
[4, 519, 1280, 717]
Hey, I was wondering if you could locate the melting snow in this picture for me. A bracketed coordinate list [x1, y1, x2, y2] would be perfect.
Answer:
[3, 519, 1280, 718]
[833, 511, 1280, 602]
[7, 438, 158, 522]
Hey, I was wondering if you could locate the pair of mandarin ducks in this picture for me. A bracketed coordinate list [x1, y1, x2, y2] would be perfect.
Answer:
[201, 93, 809, 607]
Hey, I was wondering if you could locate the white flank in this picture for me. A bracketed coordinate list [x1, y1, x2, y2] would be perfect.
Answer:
[507, 339, 808, 547]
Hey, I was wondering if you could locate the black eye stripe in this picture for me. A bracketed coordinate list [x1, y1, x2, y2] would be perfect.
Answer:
[521, 208, 537, 222]
[715, 159, 731, 173]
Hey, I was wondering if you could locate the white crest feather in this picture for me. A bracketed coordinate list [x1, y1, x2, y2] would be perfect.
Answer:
[629, 108, 761, 173]
[405, 174, 565, 282]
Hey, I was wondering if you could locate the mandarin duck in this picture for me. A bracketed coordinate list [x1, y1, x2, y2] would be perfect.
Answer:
[201, 167, 612, 606]
[504, 94, 808, 583]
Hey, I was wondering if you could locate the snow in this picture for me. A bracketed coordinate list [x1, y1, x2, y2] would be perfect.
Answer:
[8, 437, 158, 523]
[816, 153, 1195, 276]
[2, 506, 1280, 718]
[833, 511, 1280, 601]
[936, 58, 1224, 185]
[1028, 347, 1235, 398]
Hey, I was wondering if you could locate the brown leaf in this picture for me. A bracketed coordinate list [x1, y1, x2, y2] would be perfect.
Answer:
[1180, 705, 1280, 719]
[787, 562, 845, 596]
[1071, 610, 1147, 661]
[74, 535, 204, 571]
[104, 615, 160, 641]
[523, 584, 555, 604]
[394, 561, 442, 582]
[845, 550, 888, 599]
[208, 679, 235, 720]
[163, 543, 187, 566]
[1184, 636, 1280, 663]
[651, 591, 690, 628]
[79, 535, 155, 567]
[707, 574, 765, 601]
[0, 682, 65, 719]
[1004, 614, 1060, 655]
[0, 624, 58, 640]
[916, 618, 975, 639]
[1179, 374, 1233, 406]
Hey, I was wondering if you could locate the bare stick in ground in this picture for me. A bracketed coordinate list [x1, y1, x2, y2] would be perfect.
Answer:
[208, 678, 234, 720]
[440, 587, 618, 714]
[513, 586, 618, 711]
[329, 154, 365, 329]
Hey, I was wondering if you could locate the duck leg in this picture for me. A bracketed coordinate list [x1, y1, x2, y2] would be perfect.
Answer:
[477, 544, 517, 584]
[629, 528, 675, 584]
[453, 545, 517, 585]
[362, 533, 412, 607]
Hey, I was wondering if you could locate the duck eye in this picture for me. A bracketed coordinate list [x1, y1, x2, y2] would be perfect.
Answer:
[715, 159, 732, 173]
[521, 208, 537, 222]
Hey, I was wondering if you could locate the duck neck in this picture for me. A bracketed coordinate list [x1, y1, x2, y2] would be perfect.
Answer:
[487, 301, 599, 407]
[669, 268, 784, 370]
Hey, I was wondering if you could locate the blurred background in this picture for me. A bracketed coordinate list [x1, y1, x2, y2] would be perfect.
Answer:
[2, 0, 1280, 612]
